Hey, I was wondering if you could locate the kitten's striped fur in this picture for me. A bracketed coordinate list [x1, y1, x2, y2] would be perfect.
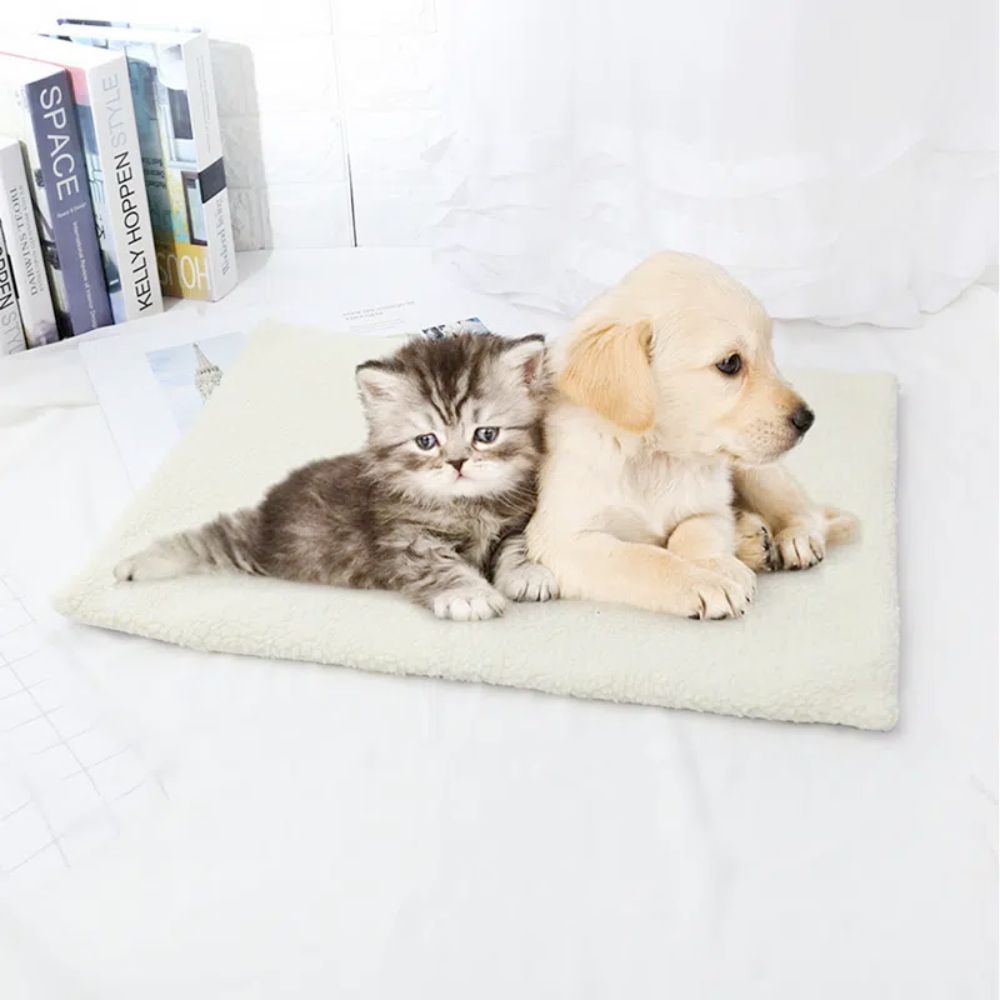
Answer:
[115, 333, 558, 621]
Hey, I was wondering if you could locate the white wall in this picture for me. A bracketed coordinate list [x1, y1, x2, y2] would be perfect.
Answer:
[333, 0, 445, 247]
[5, 0, 995, 325]
[6, 0, 447, 250]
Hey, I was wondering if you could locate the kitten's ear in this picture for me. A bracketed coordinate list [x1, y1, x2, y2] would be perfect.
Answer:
[501, 334, 547, 390]
[558, 318, 655, 433]
[355, 361, 406, 411]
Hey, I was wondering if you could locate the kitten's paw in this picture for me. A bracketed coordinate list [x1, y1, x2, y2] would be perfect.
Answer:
[774, 523, 825, 571]
[432, 585, 507, 622]
[734, 510, 779, 572]
[495, 560, 559, 602]
[113, 548, 184, 582]
[113, 556, 137, 582]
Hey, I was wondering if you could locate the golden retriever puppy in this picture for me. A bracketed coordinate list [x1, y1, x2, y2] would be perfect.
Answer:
[525, 252, 857, 620]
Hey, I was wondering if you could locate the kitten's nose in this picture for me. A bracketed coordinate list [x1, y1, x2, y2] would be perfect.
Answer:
[447, 458, 466, 474]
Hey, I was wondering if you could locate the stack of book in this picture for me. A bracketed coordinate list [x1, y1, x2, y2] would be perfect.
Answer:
[0, 20, 237, 355]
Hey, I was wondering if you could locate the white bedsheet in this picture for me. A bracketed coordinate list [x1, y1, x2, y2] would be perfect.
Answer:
[0, 250, 995, 999]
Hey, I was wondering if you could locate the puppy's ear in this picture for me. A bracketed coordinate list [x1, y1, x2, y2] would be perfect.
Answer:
[558, 319, 655, 433]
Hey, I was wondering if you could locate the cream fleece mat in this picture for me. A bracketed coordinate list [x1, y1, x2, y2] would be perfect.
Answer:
[58, 324, 899, 730]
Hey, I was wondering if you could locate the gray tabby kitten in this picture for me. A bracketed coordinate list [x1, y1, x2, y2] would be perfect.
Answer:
[114, 333, 558, 621]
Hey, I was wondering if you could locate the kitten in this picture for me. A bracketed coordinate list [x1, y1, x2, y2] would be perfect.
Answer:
[114, 333, 558, 621]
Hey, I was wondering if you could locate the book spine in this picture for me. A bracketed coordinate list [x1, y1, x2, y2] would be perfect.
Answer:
[68, 76, 121, 320]
[182, 34, 237, 302]
[0, 143, 58, 347]
[0, 219, 27, 354]
[23, 71, 112, 337]
[84, 57, 162, 322]
[111, 42, 208, 302]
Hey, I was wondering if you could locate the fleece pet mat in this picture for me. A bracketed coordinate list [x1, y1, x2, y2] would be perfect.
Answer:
[58, 324, 899, 729]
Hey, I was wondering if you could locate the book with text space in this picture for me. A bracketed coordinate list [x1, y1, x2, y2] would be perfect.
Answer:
[0, 57, 111, 338]
[2, 35, 162, 323]
[0, 137, 57, 347]
[54, 22, 237, 302]
[0, 212, 27, 354]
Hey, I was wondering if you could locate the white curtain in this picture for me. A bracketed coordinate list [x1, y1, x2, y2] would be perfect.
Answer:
[427, 0, 998, 326]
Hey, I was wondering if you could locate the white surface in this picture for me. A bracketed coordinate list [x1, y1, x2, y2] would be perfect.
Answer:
[0, 250, 995, 998]
[58, 327, 897, 729]
[0, 563, 165, 884]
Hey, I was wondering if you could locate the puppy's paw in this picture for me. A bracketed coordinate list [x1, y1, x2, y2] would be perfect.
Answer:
[495, 560, 559, 602]
[734, 511, 779, 572]
[432, 584, 507, 622]
[774, 524, 826, 571]
[673, 558, 756, 621]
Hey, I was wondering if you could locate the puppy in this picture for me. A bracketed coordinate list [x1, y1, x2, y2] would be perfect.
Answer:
[525, 252, 857, 620]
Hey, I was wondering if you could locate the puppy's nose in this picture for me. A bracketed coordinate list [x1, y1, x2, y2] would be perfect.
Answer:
[788, 405, 815, 435]
[447, 458, 466, 473]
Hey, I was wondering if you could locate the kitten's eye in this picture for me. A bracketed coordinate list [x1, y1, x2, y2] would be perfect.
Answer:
[414, 433, 438, 450]
[716, 354, 742, 376]
[473, 426, 499, 444]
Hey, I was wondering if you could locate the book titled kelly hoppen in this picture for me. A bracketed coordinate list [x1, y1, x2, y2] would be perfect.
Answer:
[56, 21, 237, 303]
[0, 57, 111, 338]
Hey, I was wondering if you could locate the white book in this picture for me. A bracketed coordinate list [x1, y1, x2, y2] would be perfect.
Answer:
[0, 215, 27, 354]
[0, 35, 162, 323]
[0, 138, 57, 348]
[53, 23, 238, 303]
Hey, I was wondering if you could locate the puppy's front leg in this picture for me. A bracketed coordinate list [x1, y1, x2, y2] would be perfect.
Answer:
[733, 464, 858, 571]
[666, 514, 757, 613]
[539, 531, 751, 620]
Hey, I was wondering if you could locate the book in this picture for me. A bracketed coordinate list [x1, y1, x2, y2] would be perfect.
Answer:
[0, 58, 111, 338]
[1, 35, 162, 323]
[54, 23, 238, 302]
[0, 138, 56, 348]
[0, 217, 27, 354]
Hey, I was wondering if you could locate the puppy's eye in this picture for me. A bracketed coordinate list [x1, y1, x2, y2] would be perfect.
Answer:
[473, 426, 499, 444]
[716, 354, 742, 376]
[414, 433, 439, 450]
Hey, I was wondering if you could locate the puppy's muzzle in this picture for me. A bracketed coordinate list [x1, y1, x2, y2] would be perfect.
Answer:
[788, 405, 815, 436]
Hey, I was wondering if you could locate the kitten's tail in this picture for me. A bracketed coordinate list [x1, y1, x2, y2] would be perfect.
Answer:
[113, 508, 263, 582]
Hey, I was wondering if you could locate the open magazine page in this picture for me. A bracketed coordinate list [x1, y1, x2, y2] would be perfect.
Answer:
[79, 291, 530, 489]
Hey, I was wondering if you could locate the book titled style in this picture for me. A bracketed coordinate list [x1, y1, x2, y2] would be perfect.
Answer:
[56, 22, 238, 302]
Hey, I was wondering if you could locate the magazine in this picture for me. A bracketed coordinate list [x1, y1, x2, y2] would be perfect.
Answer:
[80, 310, 515, 489]
[145, 330, 245, 432]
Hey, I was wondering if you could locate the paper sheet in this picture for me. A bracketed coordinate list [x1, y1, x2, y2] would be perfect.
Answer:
[80, 285, 525, 489]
